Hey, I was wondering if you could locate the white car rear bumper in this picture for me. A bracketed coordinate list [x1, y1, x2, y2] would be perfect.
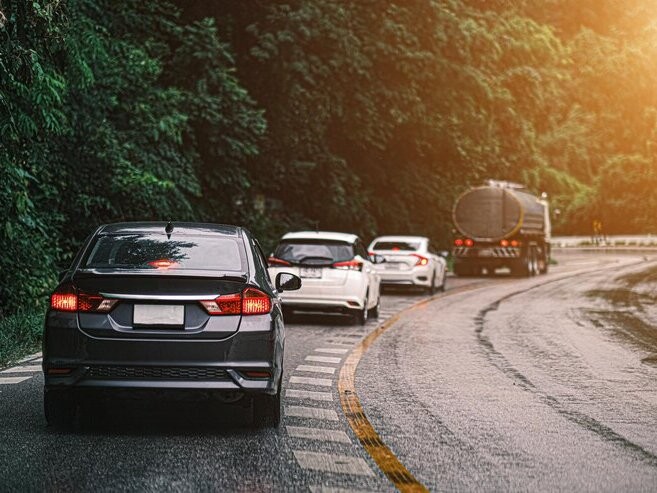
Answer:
[375, 265, 433, 287]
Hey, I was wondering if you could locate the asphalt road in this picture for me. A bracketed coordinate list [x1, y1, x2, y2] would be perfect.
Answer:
[1, 252, 657, 491]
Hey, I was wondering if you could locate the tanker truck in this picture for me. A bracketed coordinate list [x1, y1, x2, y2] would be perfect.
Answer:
[452, 180, 551, 277]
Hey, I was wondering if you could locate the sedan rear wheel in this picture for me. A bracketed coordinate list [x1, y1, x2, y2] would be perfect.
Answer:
[368, 295, 380, 318]
[44, 390, 77, 429]
[355, 294, 368, 325]
[254, 375, 282, 428]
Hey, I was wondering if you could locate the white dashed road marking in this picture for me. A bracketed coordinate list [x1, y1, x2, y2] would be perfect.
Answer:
[289, 376, 332, 387]
[310, 487, 377, 493]
[286, 389, 333, 402]
[295, 365, 336, 374]
[15, 352, 42, 364]
[293, 451, 374, 476]
[326, 340, 358, 346]
[305, 355, 341, 364]
[1, 365, 41, 374]
[315, 348, 349, 355]
[0, 376, 32, 385]
[286, 406, 339, 421]
[286, 426, 352, 444]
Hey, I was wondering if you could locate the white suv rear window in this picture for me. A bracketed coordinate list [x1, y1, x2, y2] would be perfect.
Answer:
[274, 240, 354, 265]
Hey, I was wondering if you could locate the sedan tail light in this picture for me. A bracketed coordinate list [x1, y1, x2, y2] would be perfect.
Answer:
[50, 292, 78, 312]
[200, 288, 271, 316]
[50, 285, 118, 313]
[78, 293, 119, 313]
[199, 293, 241, 315]
[412, 254, 429, 266]
[332, 260, 363, 271]
[267, 257, 291, 267]
[242, 288, 272, 315]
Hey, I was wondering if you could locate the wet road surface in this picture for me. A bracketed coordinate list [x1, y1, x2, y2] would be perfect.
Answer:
[359, 253, 657, 491]
[1, 252, 657, 491]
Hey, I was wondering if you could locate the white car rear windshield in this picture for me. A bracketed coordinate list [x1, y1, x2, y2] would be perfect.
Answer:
[83, 234, 246, 272]
[275, 240, 354, 265]
[372, 240, 421, 251]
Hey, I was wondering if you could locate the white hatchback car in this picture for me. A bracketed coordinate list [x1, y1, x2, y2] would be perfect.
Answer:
[268, 231, 382, 324]
[368, 235, 447, 293]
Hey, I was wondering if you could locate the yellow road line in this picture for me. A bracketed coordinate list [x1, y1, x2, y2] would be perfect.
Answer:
[338, 281, 492, 492]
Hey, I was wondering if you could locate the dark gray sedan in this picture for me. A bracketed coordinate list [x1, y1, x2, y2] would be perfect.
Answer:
[43, 222, 300, 428]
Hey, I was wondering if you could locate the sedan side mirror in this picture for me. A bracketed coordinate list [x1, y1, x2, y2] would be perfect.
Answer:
[276, 272, 302, 291]
[369, 254, 386, 264]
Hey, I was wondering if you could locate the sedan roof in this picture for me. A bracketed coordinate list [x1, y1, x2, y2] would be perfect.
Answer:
[98, 222, 241, 237]
[371, 235, 428, 243]
[281, 231, 359, 244]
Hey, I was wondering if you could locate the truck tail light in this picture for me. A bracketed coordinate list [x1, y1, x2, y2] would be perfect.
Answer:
[267, 257, 291, 267]
[332, 260, 363, 271]
[454, 239, 464, 247]
[500, 239, 509, 247]
[510, 240, 521, 247]
[200, 288, 271, 316]
[464, 239, 475, 247]
[412, 254, 429, 266]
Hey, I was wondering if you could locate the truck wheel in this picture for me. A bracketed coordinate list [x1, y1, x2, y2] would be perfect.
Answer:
[539, 246, 549, 274]
[511, 255, 531, 277]
[531, 246, 541, 276]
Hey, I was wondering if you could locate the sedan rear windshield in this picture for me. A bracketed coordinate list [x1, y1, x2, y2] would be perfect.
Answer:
[372, 241, 421, 251]
[274, 240, 354, 265]
[82, 234, 246, 272]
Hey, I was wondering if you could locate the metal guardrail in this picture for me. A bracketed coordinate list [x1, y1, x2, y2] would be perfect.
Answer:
[552, 235, 657, 248]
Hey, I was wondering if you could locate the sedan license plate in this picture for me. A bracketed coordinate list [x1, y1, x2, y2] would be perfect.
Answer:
[300, 267, 322, 279]
[386, 262, 401, 270]
[133, 304, 184, 327]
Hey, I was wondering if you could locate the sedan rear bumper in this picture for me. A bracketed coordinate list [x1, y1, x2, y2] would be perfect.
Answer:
[375, 265, 433, 287]
[43, 312, 283, 395]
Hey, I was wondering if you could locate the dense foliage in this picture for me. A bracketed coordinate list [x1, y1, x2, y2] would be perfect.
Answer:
[1, 0, 656, 316]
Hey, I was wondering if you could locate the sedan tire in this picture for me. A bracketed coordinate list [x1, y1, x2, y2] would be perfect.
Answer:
[44, 390, 77, 429]
[254, 377, 282, 428]
[354, 294, 369, 325]
[427, 272, 437, 295]
[368, 295, 380, 318]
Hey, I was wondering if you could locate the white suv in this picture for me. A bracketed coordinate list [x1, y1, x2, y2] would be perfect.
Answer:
[368, 235, 447, 293]
[268, 231, 382, 324]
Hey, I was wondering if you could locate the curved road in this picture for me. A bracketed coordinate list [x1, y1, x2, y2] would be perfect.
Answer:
[1, 252, 656, 491]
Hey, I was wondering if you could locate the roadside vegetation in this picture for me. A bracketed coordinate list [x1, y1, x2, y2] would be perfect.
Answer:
[1, 1, 656, 363]
[0, 311, 43, 367]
